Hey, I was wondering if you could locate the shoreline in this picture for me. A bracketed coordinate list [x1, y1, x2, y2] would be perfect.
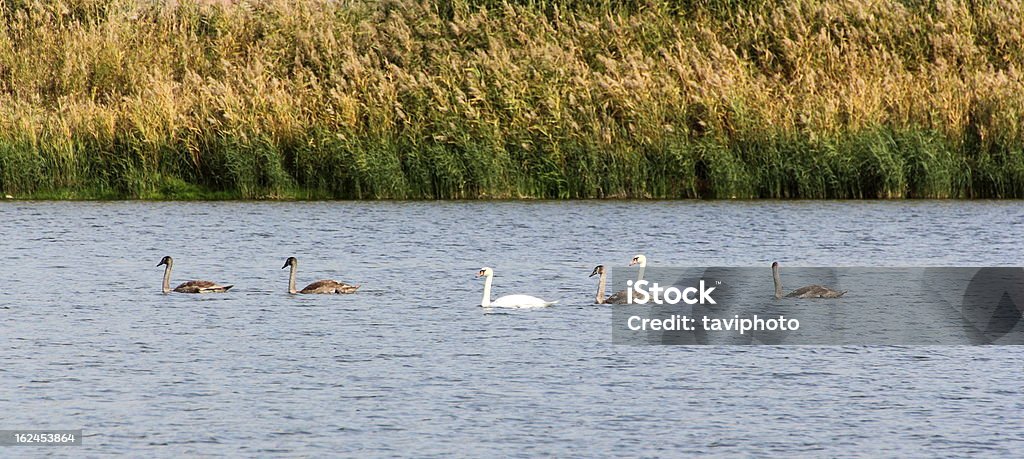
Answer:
[5, 194, 1024, 202]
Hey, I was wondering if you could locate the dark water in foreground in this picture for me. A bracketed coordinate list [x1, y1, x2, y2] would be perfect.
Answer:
[1, 201, 1022, 457]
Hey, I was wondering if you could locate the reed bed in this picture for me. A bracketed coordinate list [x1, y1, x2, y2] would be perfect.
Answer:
[1, 0, 1022, 199]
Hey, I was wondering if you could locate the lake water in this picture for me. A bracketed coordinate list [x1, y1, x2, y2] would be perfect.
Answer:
[1, 201, 1022, 456]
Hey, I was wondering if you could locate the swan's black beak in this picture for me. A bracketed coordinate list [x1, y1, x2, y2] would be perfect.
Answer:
[157, 260, 165, 267]
[589, 266, 602, 277]
[281, 262, 289, 269]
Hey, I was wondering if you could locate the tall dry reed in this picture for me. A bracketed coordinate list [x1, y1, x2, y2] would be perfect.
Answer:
[0, 0, 1021, 198]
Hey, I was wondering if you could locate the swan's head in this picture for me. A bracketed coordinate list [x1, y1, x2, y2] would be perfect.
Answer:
[282, 257, 298, 269]
[630, 254, 646, 267]
[157, 256, 173, 267]
[590, 265, 605, 277]
[476, 267, 493, 278]
[772, 261, 779, 270]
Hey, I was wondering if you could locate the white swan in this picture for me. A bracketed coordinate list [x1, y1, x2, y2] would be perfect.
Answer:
[476, 267, 556, 308]
[630, 254, 646, 283]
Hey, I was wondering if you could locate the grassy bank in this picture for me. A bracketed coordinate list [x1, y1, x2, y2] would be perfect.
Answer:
[1, 0, 1022, 199]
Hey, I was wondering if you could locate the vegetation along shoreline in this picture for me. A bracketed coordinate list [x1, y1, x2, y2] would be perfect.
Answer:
[1, 0, 1022, 200]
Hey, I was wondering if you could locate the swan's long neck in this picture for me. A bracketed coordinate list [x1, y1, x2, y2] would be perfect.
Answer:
[773, 265, 783, 299]
[481, 273, 493, 307]
[288, 263, 298, 294]
[596, 271, 607, 304]
[162, 263, 172, 294]
[637, 261, 646, 283]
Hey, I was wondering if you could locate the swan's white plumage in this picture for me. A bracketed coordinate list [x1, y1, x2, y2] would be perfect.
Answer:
[476, 267, 556, 308]
[490, 294, 556, 308]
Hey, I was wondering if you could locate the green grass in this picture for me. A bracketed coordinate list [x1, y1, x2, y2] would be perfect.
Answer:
[0, 0, 1022, 199]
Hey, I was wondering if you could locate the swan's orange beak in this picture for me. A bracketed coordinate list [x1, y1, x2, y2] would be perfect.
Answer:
[475, 270, 486, 278]
[629, 259, 638, 266]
